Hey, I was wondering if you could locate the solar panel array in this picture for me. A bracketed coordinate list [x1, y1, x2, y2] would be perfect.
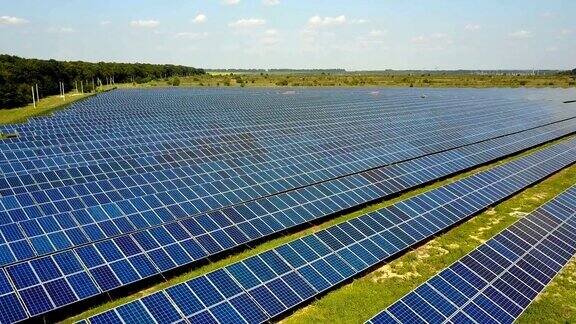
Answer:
[0, 88, 574, 322]
[79, 136, 576, 324]
[368, 185, 576, 324]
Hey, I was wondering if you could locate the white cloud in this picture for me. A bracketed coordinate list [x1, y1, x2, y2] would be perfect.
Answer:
[229, 18, 266, 28]
[509, 30, 532, 39]
[175, 32, 208, 39]
[262, 0, 280, 5]
[545, 46, 558, 52]
[431, 33, 448, 39]
[0, 16, 28, 25]
[356, 31, 388, 49]
[47, 27, 75, 33]
[261, 29, 279, 45]
[99, 20, 111, 26]
[369, 29, 387, 37]
[130, 20, 160, 28]
[308, 15, 346, 27]
[350, 18, 368, 24]
[465, 24, 481, 31]
[223, 0, 240, 5]
[192, 14, 206, 24]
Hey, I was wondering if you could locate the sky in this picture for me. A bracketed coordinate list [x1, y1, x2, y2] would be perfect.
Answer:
[0, 0, 574, 70]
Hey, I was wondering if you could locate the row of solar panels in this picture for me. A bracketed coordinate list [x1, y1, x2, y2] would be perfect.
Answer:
[1, 95, 494, 138]
[0, 120, 573, 270]
[4, 89, 571, 143]
[3, 105, 561, 177]
[368, 185, 576, 324]
[2, 105, 562, 182]
[71, 136, 576, 324]
[0, 89, 540, 135]
[2, 115, 573, 233]
[1, 100, 573, 185]
[2, 101, 567, 186]
[0, 93, 524, 151]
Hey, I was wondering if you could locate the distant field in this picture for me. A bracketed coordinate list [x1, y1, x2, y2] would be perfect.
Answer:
[83, 73, 576, 89]
[147, 73, 576, 88]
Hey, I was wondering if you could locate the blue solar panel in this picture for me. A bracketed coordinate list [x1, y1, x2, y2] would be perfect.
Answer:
[0, 106, 571, 322]
[1, 88, 575, 321]
[81, 136, 576, 324]
[368, 185, 576, 324]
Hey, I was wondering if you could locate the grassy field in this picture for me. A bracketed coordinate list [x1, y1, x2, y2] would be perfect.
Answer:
[0, 93, 93, 127]
[84, 73, 576, 89]
[61, 136, 576, 323]
[127, 73, 576, 88]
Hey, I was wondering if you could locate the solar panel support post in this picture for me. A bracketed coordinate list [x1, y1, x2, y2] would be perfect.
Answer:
[31, 85, 36, 108]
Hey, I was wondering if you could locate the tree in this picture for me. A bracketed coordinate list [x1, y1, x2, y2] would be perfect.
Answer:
[0, 54, 204, 109]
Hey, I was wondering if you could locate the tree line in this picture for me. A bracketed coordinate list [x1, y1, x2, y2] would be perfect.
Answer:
[0, 54, 204, 109]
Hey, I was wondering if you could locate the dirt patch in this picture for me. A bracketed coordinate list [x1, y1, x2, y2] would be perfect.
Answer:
[446, 243, 460, 250]
[510, 211, 529, 218]
[469, 235, 487, 243]
[490, 217, 502, 225]
[372, 262, 421, 282]
[468, 215, 503, 243]
[530, 192, 548, 201]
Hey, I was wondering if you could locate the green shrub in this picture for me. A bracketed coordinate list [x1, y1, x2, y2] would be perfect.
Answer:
[170, 77, 181, 86]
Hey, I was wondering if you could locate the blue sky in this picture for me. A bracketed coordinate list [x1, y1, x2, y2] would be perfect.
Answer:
[0, 0, 574, 70]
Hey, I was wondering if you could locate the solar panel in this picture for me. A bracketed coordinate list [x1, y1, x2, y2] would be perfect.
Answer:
[368, 185, 576, 324]
[1, 88, 575, 321]
[0, 118, 574, 269]
[79, 137, 576, 324]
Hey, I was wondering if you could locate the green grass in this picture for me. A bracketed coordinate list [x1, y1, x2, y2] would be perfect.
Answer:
[127, 73, 576, 88]
[0, 92, 93, 127]
[87, 73, 576, 89]
[63, 136, 576, 323]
